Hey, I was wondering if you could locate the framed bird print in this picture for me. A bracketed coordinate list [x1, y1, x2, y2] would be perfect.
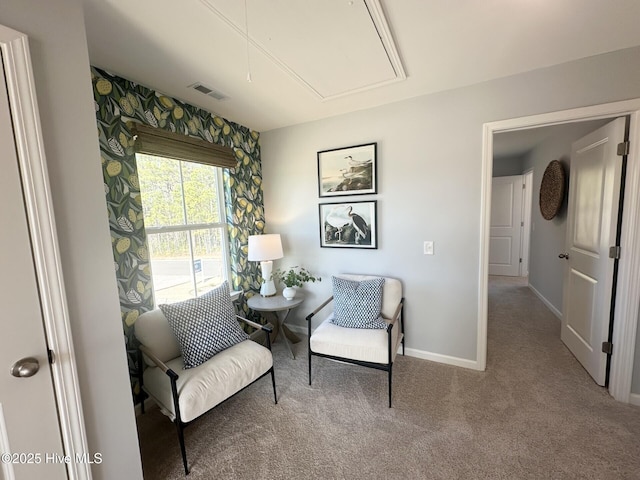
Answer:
[319, 200, 377, 249]
[317, 143, 377, 197]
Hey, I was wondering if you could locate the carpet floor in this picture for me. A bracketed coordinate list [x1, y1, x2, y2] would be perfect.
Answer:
[136, 276, 640, 479]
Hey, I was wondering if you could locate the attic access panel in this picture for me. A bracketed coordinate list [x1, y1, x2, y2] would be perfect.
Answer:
[201, 0, 405, 99]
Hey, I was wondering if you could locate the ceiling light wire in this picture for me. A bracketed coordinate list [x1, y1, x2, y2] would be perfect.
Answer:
[244, 0, 252, 82]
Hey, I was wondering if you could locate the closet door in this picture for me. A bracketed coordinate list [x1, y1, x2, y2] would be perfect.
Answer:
[489, 175, 524, 276]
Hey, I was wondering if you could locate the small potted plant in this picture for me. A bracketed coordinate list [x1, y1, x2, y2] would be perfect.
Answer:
[272, 266, 321, 300]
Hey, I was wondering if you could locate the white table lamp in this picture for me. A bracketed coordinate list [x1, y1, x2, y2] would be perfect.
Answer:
[248, 234, 283, 296]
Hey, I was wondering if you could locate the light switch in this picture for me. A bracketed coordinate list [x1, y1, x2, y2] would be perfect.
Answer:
[424, 241, 434, 255]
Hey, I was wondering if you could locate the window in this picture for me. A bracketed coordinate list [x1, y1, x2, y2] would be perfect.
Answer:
[136, 153, 230, 304]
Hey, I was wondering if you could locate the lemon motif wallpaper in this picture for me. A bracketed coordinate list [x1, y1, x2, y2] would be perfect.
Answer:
[91, 67, 265, 394]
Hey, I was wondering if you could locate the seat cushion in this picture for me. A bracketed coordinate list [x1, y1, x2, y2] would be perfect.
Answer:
[311, 314, 403, 364]
[160, 281, 249, 369]
[331, 276, 387, 329]
[143, 339, 273, 423]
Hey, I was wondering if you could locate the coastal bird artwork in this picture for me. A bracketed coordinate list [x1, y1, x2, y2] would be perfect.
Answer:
[325, 205, 351, 241]
[320, 201, 376, 248]
[347, 205, 369, 244]
[318, 143, 376, 197]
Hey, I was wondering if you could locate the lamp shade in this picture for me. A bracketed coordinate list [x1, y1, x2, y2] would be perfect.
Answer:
[248, 234, 283, 261]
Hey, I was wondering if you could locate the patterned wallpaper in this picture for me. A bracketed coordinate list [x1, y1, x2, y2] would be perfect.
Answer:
[91, 67, 265, 394]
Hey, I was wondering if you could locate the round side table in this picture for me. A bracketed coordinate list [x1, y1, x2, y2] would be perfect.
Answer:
[247, 293, 304, 359]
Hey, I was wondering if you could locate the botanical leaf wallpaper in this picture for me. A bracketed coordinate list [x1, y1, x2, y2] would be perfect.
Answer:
[91, 67, 265, 395]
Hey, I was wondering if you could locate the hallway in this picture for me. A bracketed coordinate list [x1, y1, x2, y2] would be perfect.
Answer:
[487, 275, 640, 477]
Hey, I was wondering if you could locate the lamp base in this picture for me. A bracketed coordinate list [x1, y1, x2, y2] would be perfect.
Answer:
[260, 260, 277, 297]
[260, 282, 277, 297]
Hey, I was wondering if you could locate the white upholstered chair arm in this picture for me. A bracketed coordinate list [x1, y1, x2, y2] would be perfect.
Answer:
[385, 298, 404, 331]
[140, 344, 174, 376]
[237, 315, 273, 332]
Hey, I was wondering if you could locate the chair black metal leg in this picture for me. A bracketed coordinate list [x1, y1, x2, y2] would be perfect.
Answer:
[176, 421, 189, 475]
[388, 365, 393, 408]
[270, 367, 278, 404]
[308, 352, 312, 385]
[137, 348, 146, 414]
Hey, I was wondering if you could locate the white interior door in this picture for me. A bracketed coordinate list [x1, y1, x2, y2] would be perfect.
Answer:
[489, 175, 524, 276]
[0, 53, 67, 480]
[560, 117, 626, 386]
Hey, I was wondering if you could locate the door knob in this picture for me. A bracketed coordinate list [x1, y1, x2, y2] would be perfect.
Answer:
[558, 253, 570, 259]
[10, 357, 40, 378]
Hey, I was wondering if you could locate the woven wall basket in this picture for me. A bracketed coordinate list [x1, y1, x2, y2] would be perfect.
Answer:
[539, 160, 566, 220]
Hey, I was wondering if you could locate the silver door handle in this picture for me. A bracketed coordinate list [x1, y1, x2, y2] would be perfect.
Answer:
[558, 253, 570, 259]
[10, 357, 40, 378]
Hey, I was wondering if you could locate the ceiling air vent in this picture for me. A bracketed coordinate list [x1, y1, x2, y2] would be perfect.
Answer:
[188, 82, 229, 101]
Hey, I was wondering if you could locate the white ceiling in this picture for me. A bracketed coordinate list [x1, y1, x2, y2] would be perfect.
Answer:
[83, 0, 640, 133]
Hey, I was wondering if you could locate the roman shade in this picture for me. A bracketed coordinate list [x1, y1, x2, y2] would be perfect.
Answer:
[131, 122, 236, 168]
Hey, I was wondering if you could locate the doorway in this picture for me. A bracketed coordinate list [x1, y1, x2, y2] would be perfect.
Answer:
[491, 117, 626, 387]
[478, 99, 640, 403]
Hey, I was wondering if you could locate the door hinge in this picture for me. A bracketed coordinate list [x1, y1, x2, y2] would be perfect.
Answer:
[521, 221, 524, 227]
[609, 246, 621, 259]
[617, 141, 630, 156]
[522, 183, 526, 189]
[47, 349, 55, 365]
[602, 342, 613, 355]
[519, 258, 522, 263]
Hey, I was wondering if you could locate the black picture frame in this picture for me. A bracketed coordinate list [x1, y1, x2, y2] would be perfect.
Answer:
[319, 200, 377, 249]
[317, 142, 377, 197]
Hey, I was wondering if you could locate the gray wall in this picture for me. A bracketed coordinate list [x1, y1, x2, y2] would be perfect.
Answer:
[0, 1, 143, 478]
[521, 122, 611, 313]
[493, 155, 525, 177]
[261, 46, 640, 370]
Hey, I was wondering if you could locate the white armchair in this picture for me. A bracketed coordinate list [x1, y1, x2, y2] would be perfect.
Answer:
[306, 274, 404, 407]
[135, 305, 276, 475]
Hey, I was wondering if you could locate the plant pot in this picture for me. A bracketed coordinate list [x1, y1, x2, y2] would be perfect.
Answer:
[282, 286, 296, 301]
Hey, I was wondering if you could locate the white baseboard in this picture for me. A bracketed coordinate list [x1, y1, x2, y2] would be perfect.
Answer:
[629, 393, 640, 407]
[402, 347, 482, 370]
[287, 324, 481, 371]
[528, 284, 562, 320]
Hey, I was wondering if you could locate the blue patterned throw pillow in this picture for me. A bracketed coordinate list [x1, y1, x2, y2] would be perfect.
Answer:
[160, 281, 249, 369]
[330, 276, 387, 329]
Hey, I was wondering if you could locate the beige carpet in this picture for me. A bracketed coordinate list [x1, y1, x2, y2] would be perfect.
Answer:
[136, 276, 640, 479]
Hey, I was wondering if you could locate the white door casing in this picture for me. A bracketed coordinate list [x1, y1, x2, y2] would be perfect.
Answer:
[489, 175, 523, 276]
[0, 25, 90, 479]
[560, 117, 626, 386]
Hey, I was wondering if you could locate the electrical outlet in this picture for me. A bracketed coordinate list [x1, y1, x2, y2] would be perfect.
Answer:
[424, 241, 434, 255]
